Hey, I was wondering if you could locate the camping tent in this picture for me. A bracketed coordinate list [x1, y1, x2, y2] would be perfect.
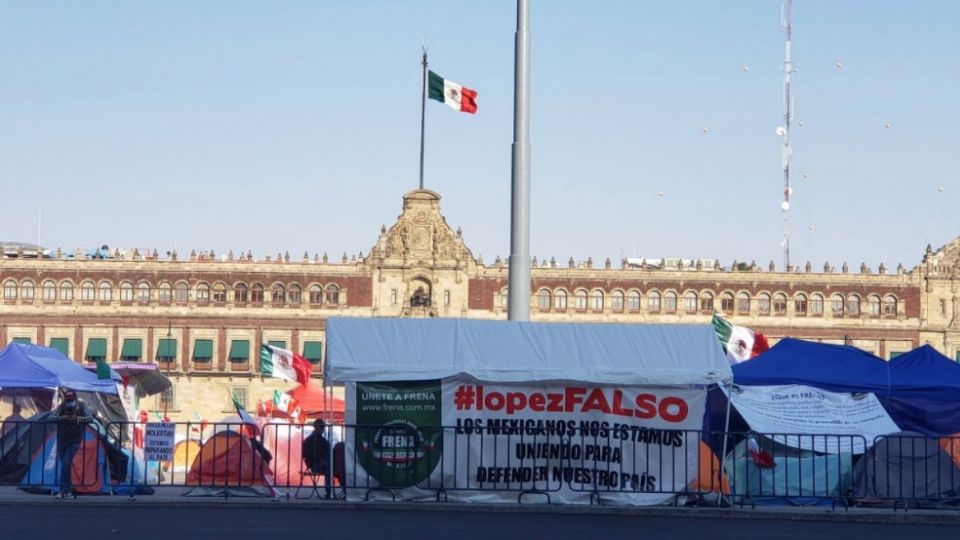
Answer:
[326, 318, 733, 505]
[0, 343, 118, 393]
[0, 412, 134, 495]
[853, 431, 960, 508]
[183, 429, 279, 497]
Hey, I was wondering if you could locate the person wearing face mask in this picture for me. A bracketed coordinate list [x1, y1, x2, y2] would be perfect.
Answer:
[49, 389, 93, 496]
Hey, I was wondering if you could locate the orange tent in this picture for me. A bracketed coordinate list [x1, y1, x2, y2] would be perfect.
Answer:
[288, 383, 345, 423]
[689, 440, 730, 495]
[184, 430, 278, 497]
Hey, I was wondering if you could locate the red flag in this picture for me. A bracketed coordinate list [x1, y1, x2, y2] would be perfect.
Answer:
[748, 439, 776, 469]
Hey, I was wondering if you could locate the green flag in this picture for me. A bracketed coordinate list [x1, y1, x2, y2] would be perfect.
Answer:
[96, 359, 111, 380]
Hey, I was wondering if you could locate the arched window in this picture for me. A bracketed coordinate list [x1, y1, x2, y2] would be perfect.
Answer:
[831, 294, 845, 316]
[721, 292, 735, 313]
[648, 291, 662, 312]
[591, 290, 604, 311]
[81, 281, 96, 301]
[158, 282, 172, 302]
[773, 293, 787, 315]
[574, 290, 588, 310]
[758, 293, 771, 315]
[98, 281, 112, 302]
[736, 292, 751, 314]
[699, 291, 714, 313]
[251, 283, 265, 303]
[846, 294, 861, 317]
[325, 284, 339, 305]
[663, 291, 677, 313]
[174, 282, 189, 302]
[309, 284, 323, 305]
[683, 291, 698, 313]
[196, 283, 210, 304]
[611, 290, 625, 312]
[3, 280, 16, 300]
[882, 295, 898, 317]
[42, 280, 56, 301]
[272, 284, 286, 304]
[213, 282, 227, 303]
[867, 294, 881, 317]
[627, 290, 641, 311]
[120, 282, 134, 302]
[554, 289, 568, 310]
[795, 293, 808, 315]
[59, 281, 74, 302]
[288, 284, 302, 304]
[234, 283, 248, 303]
[20, 280, 34, 301]
[810, 294, 824, 316]
[537, 288, 551, 310]
[137, 282, 151, 302]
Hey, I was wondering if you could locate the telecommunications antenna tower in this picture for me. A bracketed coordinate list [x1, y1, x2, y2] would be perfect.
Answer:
[780, 0, 794, 270]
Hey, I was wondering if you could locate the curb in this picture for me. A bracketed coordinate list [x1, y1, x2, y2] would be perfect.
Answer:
[5, 497, 960, 525]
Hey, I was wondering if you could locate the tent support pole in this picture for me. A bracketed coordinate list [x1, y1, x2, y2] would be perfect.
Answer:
[717, 383, 733, 507]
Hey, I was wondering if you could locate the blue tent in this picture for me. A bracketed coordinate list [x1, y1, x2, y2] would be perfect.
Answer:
[0, 343, 118, 394]
[723, 339, 960, 436]
[731, 338, 890, 395]
[885, 345, 960, 435]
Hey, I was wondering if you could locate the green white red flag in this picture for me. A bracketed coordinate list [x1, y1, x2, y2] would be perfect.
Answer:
[259, 343, 312, 385]
[711, 313, 770, 363]
[428, 70, 477, 114]
[273, 389, 305, 423]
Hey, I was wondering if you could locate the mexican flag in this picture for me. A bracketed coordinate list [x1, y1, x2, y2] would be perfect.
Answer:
[428, 70, 478, 114]
[273, 390, 305, 423]
[260, 343, 312, 385]
[712, 314, 770, 363]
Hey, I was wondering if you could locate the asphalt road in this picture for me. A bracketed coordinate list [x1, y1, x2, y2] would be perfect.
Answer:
[1, 505, 957, 540]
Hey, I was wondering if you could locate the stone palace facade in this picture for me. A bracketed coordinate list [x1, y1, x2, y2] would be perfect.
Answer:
[2, 189, 959, 420]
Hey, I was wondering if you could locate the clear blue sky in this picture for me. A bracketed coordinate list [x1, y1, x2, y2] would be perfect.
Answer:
[1, 1, 957, 269]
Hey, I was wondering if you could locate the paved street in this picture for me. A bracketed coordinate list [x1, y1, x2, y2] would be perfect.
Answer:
[1, 504, 957, 540]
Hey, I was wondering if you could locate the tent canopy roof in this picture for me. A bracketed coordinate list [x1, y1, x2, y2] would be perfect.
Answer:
[888, 345, 960, 401]
[0, 343, 118, 394]
[732, 338, 889, 394]
[325, 318, 732, 386]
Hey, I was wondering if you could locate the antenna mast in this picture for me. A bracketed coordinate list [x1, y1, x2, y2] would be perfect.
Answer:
[780, 0, 793, 270]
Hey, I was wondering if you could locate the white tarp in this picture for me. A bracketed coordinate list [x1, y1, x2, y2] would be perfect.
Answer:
[325, 318, 732, 386]
[727, 384, 901, 454]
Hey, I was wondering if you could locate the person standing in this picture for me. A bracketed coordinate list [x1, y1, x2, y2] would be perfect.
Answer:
[48, 389, 93, 496]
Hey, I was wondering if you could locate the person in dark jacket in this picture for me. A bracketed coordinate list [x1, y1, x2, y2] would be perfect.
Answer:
[302, 419, 330, 474]
[49, 389, 93, 496]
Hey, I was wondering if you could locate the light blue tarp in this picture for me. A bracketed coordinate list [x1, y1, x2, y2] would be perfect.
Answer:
[0, 343, 118, 394]
[325, 318, 732, 386]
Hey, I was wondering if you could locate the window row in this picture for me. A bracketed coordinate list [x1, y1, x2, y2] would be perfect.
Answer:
[2, 279, 341, 306]
[506, 288, 900, 317]
[8, 336, 324, 365]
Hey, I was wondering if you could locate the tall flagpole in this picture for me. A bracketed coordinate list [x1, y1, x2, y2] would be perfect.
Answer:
[419, 49, 428, 190]
[780, 0, 793, 271]
[508, 0, 531, 321]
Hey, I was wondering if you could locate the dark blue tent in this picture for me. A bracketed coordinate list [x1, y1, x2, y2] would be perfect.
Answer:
[732, 338, 890, 395]
[885, 345, 960, 436]
[713, 339, 960, 436]
[0, 343, 118, 393]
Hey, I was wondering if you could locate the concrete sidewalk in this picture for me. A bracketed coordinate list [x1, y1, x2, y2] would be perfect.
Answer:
[2, 486, 960, 525]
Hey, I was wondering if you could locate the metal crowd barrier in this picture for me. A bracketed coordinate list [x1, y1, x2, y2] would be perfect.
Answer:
[7, 419, 960, 509]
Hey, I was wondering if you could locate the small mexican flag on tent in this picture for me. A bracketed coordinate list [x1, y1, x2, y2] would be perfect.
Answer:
[260, 343, 312, 385]
[273, 390, 305, 423]
[428, 70, 478, 114]
[712, 313, 770, 364]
